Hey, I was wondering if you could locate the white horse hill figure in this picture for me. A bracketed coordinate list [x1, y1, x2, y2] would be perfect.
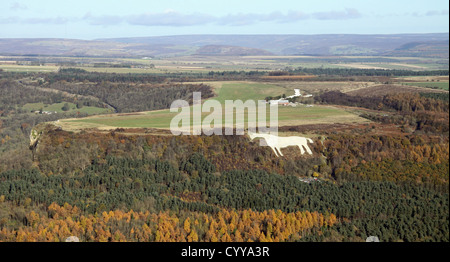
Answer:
[248, 131, 314, 157]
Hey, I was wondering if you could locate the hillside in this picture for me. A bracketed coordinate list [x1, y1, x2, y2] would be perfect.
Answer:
[384, 40, 449, 58]
[101, 33, 449, 56]
[194, 45, 273, 56]
[0, 38, 190, 57]
[0, 33, 448, 58]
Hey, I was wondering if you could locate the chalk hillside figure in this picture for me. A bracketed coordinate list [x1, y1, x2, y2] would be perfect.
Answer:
[248, 131, 313, 157]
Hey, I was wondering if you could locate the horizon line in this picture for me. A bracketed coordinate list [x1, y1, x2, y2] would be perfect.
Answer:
[0, 32, 448, 41]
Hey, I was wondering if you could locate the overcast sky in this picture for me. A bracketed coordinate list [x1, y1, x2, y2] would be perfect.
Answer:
[1, 0, 449, 39]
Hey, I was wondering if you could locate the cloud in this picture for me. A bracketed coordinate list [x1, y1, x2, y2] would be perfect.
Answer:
[216, 9, 358, 26]
[126, 10, 215, 26]
[127, 8, 361, 26]
[425, 10, 449, 16]
[83, 13, 123, 26]
[312, 8, 362, 20]
[0, 16, 20, 24]
[395, 10, 449, 17]
[23, 17, 70, 25]
[0, 16, 73, 25]
[216, 13, 269, 26]
[217, 11, 310, 26]
[0, 9, 363, 27]
[281, 11, 311, 22]
[10, 2, 27, 11]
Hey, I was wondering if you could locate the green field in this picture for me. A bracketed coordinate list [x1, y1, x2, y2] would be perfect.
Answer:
[0, 65, 59, 72]
[403, 82, 449, 91]
[60, 82, 368, 131]
[22, 102, 112, 115]
[64, 104, 365, 131]
[213, 82, 290, 102]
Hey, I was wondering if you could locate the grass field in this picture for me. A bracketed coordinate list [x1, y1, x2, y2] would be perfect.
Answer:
[340, 63, 431, 70]
[0, 65, 59, 72]
[61, 104, 367, 132]
[402, 82, 449, 91]
[60, 82, 369, 132]
[79, 66, 181, 74]
[212, 82, 290, 102]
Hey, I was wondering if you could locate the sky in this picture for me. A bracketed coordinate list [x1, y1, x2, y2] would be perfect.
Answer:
[1, 0, 449, 39]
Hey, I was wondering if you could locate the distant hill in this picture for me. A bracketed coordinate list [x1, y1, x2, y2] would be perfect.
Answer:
[0, 38, 189, 57]
[0, 33, 448, 58]
[194, 45, 273, 56]
[384, 40, 449, 58]
[102, 33, 449, 57]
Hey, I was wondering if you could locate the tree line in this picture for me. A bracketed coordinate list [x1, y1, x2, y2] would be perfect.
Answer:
[0, 153, 448, 241]
[41, 81, 213, 113]
[290, 68, 449, 77]
[316, 91, 449, 134]
[0, 201, 337, 242]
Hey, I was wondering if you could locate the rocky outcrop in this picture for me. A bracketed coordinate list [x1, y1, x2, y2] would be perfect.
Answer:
[29, 123, 61, 153]
[30, 128, 43, 151]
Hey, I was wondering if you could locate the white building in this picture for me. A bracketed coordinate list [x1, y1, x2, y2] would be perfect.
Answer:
[287, 89, 302, 99]
[269, 100, 289, 106]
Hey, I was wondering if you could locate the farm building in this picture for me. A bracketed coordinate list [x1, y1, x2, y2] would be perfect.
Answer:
[270, 100, 289, 106]
[287, 89, 302, 99]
